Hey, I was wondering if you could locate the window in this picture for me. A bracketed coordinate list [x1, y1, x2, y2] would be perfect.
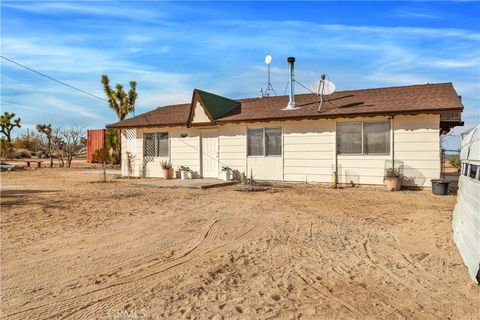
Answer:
[265, 127, 282, 156]
[337, 122, 362, 154]
[247, 127, 282, 156]
[363, 122, 390, 154]
[247, 128, 264, 156]
[337, 121, 390, 155]
[469, 164, 478, 179]
[144, 132, 168, 157]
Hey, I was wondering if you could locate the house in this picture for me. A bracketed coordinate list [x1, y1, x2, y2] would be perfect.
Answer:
[107, 82, 463, 187]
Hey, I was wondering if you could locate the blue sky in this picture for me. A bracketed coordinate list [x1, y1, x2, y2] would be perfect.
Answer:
[1, 1, 479, 148]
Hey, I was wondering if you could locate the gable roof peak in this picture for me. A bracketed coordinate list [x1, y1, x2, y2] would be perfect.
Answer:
[192, 89, 240, 120]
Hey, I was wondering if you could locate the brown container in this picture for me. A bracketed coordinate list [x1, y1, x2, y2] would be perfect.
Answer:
[87, 129, 105, 163]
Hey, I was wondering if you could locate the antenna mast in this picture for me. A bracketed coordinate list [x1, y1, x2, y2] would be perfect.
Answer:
[262, 54, 276, 97]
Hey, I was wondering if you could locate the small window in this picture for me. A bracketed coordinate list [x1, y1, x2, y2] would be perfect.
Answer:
[363, 122, 390, 154]
[156, 133, 169, 157]
[265, 127, 282, 156]
[144, 132, 168, 157]
[247, 128, 264, 156]
[337, 122, 362, 154]
[337, 121, 390, 155]
[469, 164, 478, 179]
[247, 127, 282, 156]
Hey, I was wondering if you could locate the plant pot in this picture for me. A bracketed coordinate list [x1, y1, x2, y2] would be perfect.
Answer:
[162, 168, 173, 179]
[180, 171, 191, 180]
[384, 177, 401, 192]
[431, 179, 449, 195]
[222, 170, 231, 181]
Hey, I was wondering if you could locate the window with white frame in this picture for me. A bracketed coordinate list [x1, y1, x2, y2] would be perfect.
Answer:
[337, 121, 390, 155]
[144, 132, 169, 157]
[247, 127, 282, 156]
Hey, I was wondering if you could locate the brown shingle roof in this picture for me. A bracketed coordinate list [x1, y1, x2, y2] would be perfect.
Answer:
[107, 82, 463, 128]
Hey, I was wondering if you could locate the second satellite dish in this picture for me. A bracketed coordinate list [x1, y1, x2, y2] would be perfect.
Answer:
[311, 79, 336, 96]
[265, 54, 272, 65]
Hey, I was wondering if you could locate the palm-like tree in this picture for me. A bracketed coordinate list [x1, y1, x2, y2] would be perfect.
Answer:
[101, 75, 137, 121]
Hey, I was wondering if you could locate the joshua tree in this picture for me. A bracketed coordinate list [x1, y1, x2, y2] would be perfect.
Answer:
[101, 75, 137, 164]
[0, 112, 21, 142]
[36, 124, 54, 167]
[101, 75, 138, 121]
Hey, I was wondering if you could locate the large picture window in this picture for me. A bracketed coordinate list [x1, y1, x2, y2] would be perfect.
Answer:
[247, 127, 282, 156]
[144, 132, 169, 157]
[337, 121, 390, 155]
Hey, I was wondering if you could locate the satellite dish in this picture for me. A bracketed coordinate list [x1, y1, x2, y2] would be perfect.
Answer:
[311, 79, 336, 96]
[265, 54, 272, 65]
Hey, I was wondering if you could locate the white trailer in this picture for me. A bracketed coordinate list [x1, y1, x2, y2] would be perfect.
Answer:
[452, 125, 480, 283]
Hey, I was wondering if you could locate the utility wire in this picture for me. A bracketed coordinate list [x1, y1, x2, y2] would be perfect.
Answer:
[1, 55, 108, 102]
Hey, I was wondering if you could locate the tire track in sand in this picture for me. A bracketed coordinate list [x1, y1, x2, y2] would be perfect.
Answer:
[4, 219, 258, 320]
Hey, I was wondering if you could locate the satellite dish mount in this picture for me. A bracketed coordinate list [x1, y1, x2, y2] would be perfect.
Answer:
[311, 74, 336, 112]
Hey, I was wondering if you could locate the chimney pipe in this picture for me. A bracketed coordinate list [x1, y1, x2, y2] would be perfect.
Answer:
[285, 56, 296, 110]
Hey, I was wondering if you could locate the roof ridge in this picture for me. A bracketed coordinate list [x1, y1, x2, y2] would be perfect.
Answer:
[233, 82, 453, 102]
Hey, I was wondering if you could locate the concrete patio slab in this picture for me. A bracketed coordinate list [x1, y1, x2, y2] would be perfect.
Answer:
[136, 178, 236, 189]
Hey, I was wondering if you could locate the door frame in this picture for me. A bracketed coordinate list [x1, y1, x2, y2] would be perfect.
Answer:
[200, 129, 219, 178]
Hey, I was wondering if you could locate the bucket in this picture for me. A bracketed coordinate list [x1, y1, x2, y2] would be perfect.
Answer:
[431, 179, 449, 195]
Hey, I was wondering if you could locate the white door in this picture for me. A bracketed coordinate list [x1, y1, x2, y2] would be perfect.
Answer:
[201, 130, 218, 178]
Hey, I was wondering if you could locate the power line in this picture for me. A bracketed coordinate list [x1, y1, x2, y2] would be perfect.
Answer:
[1, 55, 108, 102]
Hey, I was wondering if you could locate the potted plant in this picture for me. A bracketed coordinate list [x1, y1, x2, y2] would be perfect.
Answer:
[160, 160, 173, 179]
[384, 168, 401, 191]
[221, 166, 232, 181]
[179, 166, 191, 180]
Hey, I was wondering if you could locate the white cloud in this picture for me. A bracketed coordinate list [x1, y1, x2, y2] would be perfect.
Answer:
[2, 2, 165, 22]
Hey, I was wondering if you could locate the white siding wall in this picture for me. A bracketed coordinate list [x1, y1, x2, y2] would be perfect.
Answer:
[218, 124, 246, 176]
[170, 127, 201, 178]
[121, 114, 441, 187]
[283, 119, 334, 182]
[394, 114, 440, 187]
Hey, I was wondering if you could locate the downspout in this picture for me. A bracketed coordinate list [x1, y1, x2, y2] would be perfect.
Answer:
[333, 119, 338, 188]
[391, 116, 395, 171]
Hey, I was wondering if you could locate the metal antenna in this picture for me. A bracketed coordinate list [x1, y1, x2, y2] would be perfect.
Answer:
[262, 54, 277, 97]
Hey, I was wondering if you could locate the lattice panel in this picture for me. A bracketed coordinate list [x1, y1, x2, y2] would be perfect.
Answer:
[125, 129, 137, 155]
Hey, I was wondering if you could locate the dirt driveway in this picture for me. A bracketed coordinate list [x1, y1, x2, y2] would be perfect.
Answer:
[1, 168, 478, 319]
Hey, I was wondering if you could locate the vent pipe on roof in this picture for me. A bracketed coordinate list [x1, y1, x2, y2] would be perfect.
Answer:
[284, 56, 297, 110]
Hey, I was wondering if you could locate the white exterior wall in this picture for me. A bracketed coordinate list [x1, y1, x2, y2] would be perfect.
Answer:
[120, 114, 441, 186]
[283, 119, 334, 182]
[170, 127, 201, 178]
[218, 124, 247, 177]
[394, 114, 440, 187]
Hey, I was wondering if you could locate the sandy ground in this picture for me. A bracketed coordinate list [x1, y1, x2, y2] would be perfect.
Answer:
[1, 167, 478, 320]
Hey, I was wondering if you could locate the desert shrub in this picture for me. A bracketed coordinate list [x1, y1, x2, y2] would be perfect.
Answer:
[0, 139, 15, 159]
[448, 155, 461, 169]
[93, 147, 111, 164]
